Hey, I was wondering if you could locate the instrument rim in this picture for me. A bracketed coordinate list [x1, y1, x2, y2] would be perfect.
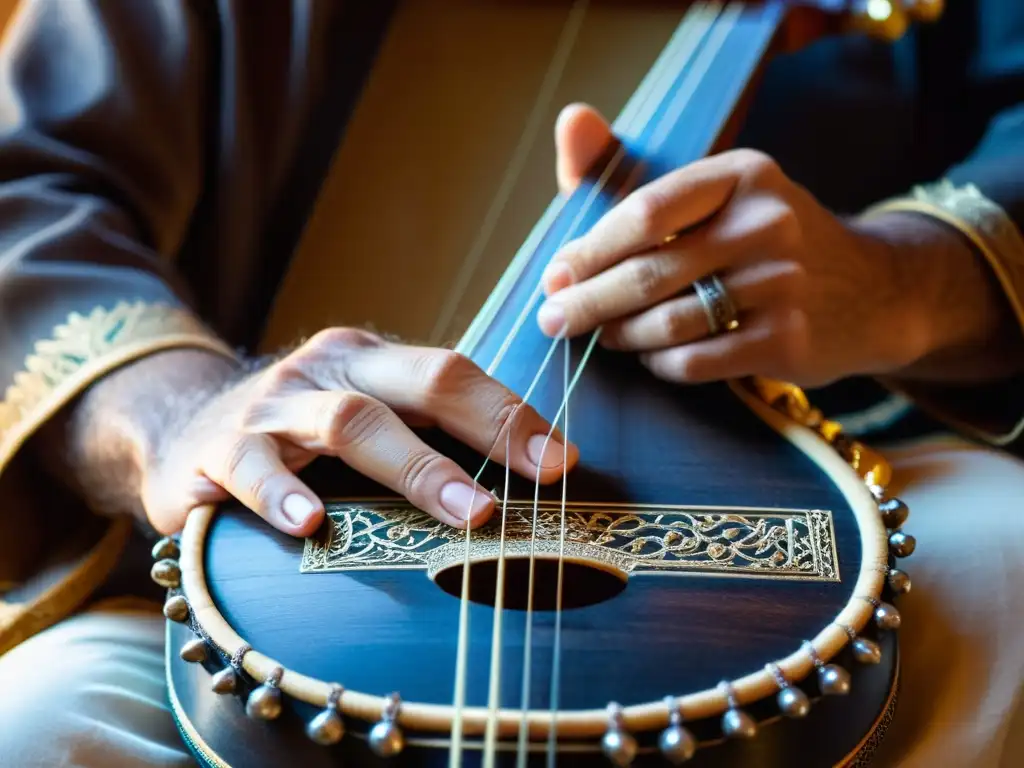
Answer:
[173, 379, 890, 740]
[166, 619, 900, 764]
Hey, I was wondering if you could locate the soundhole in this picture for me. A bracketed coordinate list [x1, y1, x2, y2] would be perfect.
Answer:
[433, 556, 627, 610]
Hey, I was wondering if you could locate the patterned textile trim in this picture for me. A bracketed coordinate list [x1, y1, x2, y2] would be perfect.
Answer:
[0, 300, 238, 472]
[0, 301, 237, 656]
[863, 180, 1024, 447]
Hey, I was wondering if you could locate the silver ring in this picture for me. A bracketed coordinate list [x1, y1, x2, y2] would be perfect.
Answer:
[693, 274, 739, 336]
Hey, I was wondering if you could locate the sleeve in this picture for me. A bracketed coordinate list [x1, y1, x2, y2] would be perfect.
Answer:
[0, 0, 237, 477]
[861, 102, 1024, 450]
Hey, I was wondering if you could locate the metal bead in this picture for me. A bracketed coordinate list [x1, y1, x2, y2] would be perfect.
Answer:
[776, 686, 810, 718]
[179, 637, 207, 663]
[721, 708, 757, 739]
[879, 498, 909, 529]
[852, 636, 882, 665]
[246, 683, 283, 720]
[888, 568, 912, 595]
[817, 664, 851, 696]
[368, 721, 404, 757]
[602, 703, 637, 767]
[658, 724, 696, 764]
[875, 601, 902, 631]
[601, 728, 638, 767]
[163, 595, 190, 623]
[211, 667, 239, 695]
[151, 559, 181, 589]
[889, 530, 916, 558]
[369, 693, 404, 757]
[659, 698, 696, 764]
[307, 709, 345, 746]
[307, 685, 345, 746]
[151, 537, 180, 561]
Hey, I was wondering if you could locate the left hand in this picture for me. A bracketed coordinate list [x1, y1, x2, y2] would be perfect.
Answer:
[536, 105, 929, 389]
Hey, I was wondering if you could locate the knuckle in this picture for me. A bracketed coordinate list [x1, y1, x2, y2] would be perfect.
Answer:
[238, 396, 274, 433]
[254, 360, 304, 396]
[305, 326, 381, 354]
[734, 148, 782, 185]
[220, 437, 272, 506]
[327, 392, 389, 449]
[490, 393, 525, 443]
[399, 450, 449, 499]
[415, 349, 476, 402]
[626, 190, 666, 236]
[222, 436, 254, 480]
[659, 306, 687, 341]
[629, 258, 666, 301]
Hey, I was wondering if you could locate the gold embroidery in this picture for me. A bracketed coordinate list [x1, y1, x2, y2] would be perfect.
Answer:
[302, 500, 840, 582]
[0, 300, 236, 470]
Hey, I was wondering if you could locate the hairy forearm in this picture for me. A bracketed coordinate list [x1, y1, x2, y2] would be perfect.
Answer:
[853, 211, 1024, 383]
[31, 349, 240, 526]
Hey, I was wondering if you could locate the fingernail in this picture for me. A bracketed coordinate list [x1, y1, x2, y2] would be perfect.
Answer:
[440, 482, 493, 521]
[527, 433, 567, 469]
[537, 302, 566, 337]
[282, 493, 317, 526]
[542, 262, 573, 294]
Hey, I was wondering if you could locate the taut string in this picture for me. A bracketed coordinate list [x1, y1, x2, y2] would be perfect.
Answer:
[447, 5, 592, 764]
[447, 0, 750, 763]
[516, 329, 602, 768]
[537, 5, 739, 765]
[474, 147, 629, 767]
[546, 338, 571, 768]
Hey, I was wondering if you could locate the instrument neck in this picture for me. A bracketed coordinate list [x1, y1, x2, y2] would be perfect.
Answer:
[459, 1, 785, 367]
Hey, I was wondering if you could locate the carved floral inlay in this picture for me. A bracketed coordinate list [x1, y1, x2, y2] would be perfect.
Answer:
[301, 501, 840, 582]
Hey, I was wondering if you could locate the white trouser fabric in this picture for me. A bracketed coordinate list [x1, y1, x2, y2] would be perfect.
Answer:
[2, 435, 1023, 768]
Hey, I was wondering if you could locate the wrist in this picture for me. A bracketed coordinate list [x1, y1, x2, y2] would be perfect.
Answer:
[850, 210, 1021, 381]
[844, 212, 936, 372]
[43, 348, 239, 521]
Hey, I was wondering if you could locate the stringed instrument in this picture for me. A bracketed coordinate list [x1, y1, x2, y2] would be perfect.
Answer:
[156, 1, 938, 765]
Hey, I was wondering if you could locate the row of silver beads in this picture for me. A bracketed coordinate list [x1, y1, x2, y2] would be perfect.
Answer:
[149, 535, 405, 756]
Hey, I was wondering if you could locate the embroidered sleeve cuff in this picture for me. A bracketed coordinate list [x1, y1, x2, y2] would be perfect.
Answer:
[0, 300, 237, 474]
[862, 180, 1024, 447]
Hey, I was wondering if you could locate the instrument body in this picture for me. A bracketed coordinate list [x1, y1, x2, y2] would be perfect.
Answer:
[162, 2, 929, 765]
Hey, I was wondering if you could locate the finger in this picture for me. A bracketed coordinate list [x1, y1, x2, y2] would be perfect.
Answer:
[640, 307, 809, 384]
[543, 152, 747, 292]
[247, 390, 500, 530]
[202, 432, 326, 537]
[304, 342, 580, 484]
[601, 260, 806, 351]
[537, 249, 696, 338]
[555, 103, 615, 194]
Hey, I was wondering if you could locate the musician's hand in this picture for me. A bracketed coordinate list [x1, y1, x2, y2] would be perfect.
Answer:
[55, 333, 576, 539]
[539, 104, 1015, 387]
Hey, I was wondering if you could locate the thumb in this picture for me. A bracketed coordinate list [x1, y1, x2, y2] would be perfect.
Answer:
[555, 103, 615, 194]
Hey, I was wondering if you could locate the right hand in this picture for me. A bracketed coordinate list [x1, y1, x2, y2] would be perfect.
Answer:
[141, 328, 577, 537]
